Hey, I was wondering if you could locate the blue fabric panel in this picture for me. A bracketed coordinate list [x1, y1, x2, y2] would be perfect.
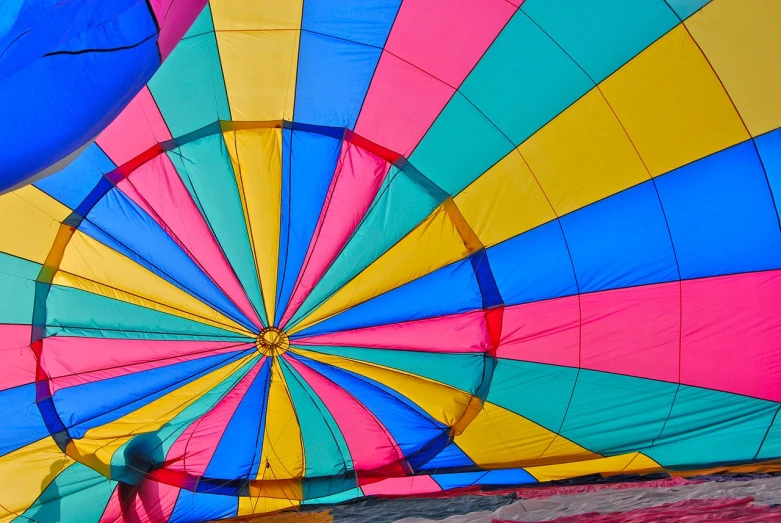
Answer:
[0, 0, 159, 191]
[276, 129, 342, 324]
[0, 385, 48, 456]
[754, 129, 781, 221]
[301, 0, 401, 47]
[80, 188, 257, 332]
[561, 181, 679, 293]
[205, 360, 271, 479]
[34, 144, 115, 209]
[170, 489, 238, 523]
[522, 0, 678, 83]
[433, 468, 536, 490]
[294, 257, 483, 337]
[55, 349, 250, 438]
[655, 140, 781, 279]
[417, 443, 474, 472]
[646, 386, 778, 467]
[487, 221, 578, 307]
[471, 249, 504, 308]
[290, 354, 447, 459]
[294, 31, 382, 128]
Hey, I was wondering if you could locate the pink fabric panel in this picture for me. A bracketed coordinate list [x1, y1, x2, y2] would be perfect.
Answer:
[149, 0, 208, 59]
[118, 154, 261, 327]
[0, 325, 34, 390]
[354, 0, 516, 155]
[294, 310, 490, 353]
[166, 359, 265, 475]
[41, 337, 250, 393]
[384, 0, 516, 87]
[497, 296, 580, 367]
[354, 52, 454, 157]
[361, 475, 442, 496]
[280, 142, 390, 327]
[681, 270, 781, 402]
[96, 87, 171, 166]
[285, 356, 406, 475]
[580, 282, 679, 382]
[99, 479, 179, 523]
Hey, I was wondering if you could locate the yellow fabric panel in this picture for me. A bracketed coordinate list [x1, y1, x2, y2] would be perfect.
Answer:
[519, 89, 650, 216]
[258, 359, 304, 480]
[54, 230, 252, 336]
[686, 0, 781, 136]
[601, 24, 748, 177]
[0, 186, 70, 264]
[238, 496, 299, 517]
[291, 348, 474, 428]
[455, 402, 597, 469]
[68, 353, 258, 477]
[526, 452, 662, 482]
[0, 437, 73, 523]
[290, 205, 471, 333]
[224, 129, 283, 324]
[211, 0, 303, 30]
[455, 151, 555, 247]
[217, 30, 300, 121]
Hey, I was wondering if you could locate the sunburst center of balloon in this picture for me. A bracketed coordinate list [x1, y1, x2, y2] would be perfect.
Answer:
[255, 327, 290, 357]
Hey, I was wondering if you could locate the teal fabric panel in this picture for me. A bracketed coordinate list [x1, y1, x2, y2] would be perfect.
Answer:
[280, 359, 353, 478]
[647, 386, 778, 467]
[488, 360, 578, 433]
[0, 253, 39, 324]
[522, 0, 679, 82]
[559, 370, 678, 455]
[45, 284, 246, 341]
[409, 92, 513, 196]
[169, 135, 266, 325]
[460, 11, 592, 145]
[148, 5, 230, 138]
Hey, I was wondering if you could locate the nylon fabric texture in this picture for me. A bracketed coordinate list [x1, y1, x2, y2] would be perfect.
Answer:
[2, 0, 781, 522]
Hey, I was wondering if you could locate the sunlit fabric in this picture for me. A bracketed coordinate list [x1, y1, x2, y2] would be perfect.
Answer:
[2, 0, 781, 521]
[0, 0, 207, 193]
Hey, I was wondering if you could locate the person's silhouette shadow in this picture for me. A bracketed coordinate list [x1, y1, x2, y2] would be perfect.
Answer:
[29, 461, 62, 522]
[117, 433, 165, 523]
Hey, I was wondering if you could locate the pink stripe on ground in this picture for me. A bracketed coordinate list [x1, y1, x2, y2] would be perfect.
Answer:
[355, 0, 516, 155]
[294, 310, 491, 353]
[280, 142, 390, 328]
[118, 154, 261, 327]
[96, 87, 171, 166]
[0, 325, 34, 390]
[581, 282, 679, 382]
[41, 338, 250, 393]
[681, 270, 781, 402]
[361, 475, 442, 496]
[165, 359, 265, 475]
[285, 356, 406, 475]
[99, 479, 179, 523]
[148, 0, 208, 59]
[498, 296, 580, 367]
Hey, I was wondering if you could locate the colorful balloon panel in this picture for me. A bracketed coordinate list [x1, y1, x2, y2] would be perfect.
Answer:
[0, 0, 207, 194]
[3, 0, 781, 521]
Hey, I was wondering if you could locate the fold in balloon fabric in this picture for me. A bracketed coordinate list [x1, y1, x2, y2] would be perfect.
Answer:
[3, 0, 781, 522]
[0, 0, 207, 193]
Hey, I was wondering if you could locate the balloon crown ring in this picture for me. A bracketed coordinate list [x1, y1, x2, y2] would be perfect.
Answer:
[256, 327, 290, 357]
